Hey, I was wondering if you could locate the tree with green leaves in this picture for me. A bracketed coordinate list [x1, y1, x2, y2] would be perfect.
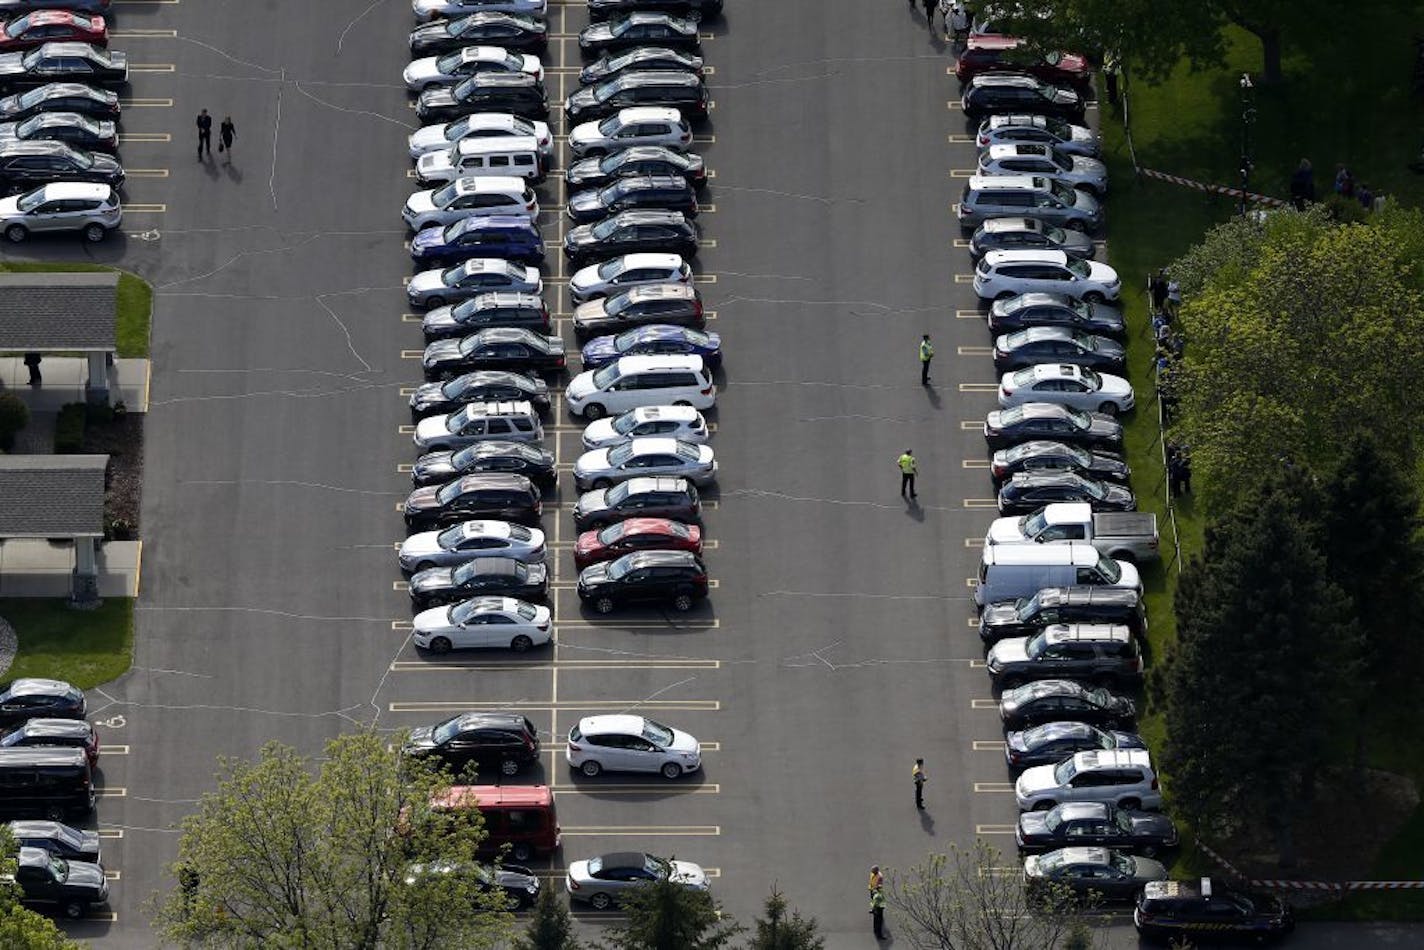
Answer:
[1163, 477, 1361, 864]
[514, 884, 581, 950]
[151, 730, 512, 949]
[596, 876, 742, 950]
[745, 886, 823, 950]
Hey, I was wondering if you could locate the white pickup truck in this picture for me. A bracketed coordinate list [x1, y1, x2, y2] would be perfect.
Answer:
[984, 502, 1159, 562]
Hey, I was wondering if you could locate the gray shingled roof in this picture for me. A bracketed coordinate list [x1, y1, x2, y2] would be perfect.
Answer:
[0, 455, 107, 537]
[0, 272, 117, 351]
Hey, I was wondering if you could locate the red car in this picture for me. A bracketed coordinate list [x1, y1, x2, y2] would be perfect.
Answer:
[0, 11, 106, 51]
[954, 35, 1089, 89]
[573, 517, 702, 569]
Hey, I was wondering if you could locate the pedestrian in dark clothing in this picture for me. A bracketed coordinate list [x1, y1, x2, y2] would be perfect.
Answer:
[1149, 269, 1168, 314]
[178, 863, 199, 912]
[196, 109, 212, 160]
[918, 333, 934, 385]
[898, 450, 917, 499]
[22, 352, 40, 385]
[1104, 53, 1120, 107]
[870, 888, 887, 939]
[1176, 454, 1191, 495]
[219, 116, 235, 161]
[912, 757, 927, 808]
[1358, 182, 1374, 210]
[1289, 159, 1315, 210]
[1334, 163, 1354, 198]
[922, 0, 935, 27]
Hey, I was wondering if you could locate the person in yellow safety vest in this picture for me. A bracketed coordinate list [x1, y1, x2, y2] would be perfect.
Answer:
[898, 450, 917, 499]
[868, 865, 883, 893]
[919, 333, 934, 385]
[912, 757, 927, 809]
[870, 886, 887, 939]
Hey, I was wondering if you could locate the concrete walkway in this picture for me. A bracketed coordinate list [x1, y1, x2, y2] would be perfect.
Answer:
[0, 539, 141, 598]
[0, 356, 150, 412]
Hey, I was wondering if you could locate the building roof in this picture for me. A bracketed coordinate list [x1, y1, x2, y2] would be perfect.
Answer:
[0, 272, 117, 351]
[0, 455, 107, 538]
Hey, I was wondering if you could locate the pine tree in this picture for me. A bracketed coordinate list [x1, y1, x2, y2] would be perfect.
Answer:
[597, 876, 742, 950]
[514, 885, 580, 950]
[746, 887, 824, 950]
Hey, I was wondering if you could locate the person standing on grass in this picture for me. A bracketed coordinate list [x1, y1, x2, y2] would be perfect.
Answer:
[1290, 158, 1315, 210]
[219, 116, 235, 161]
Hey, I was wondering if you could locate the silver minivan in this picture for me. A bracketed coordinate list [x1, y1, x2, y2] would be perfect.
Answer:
[957, 174, 1101, 232]
[975, 541, 1140, 607]
[0, 182, 120, 243]
[413, 399, 544, 451]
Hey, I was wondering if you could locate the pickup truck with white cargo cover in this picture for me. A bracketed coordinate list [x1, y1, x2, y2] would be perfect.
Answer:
[985, 502, 1159, 562]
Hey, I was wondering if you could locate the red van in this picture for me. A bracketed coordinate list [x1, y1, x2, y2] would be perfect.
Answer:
[433, 784, 561, 862]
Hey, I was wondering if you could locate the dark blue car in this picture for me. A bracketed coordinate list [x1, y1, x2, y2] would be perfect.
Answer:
[410, 215, 544, 267]
[580, 323, 721, 371]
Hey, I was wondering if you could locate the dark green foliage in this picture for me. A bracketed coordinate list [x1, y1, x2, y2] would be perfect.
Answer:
[0, 392, 28, 452]
[514, 885, 580, 950]
[53, 404, 85, 454]
[596, 876, 743, 950]
[746, 887, 823, 950]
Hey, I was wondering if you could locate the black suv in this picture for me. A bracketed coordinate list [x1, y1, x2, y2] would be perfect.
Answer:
[409, 555, 549, 609]
[565, 209, 698, 265]
[403, 473, 542, 530]
[412, 441, 557, 489]
[11, 847, 107, 919]
[0, 140, 121, 190]
[565, 71, 708, 124]
[1134, 879, 1294, 944]
[577, 549, 709, 613]
[402, 711, 540, 777]
[567, 145, 707, 190]
[1016, 802, 1178, 857]
[568, 174, 698, 223]
[573, 283, 704, 340]
[573, 476, 701, 529]
[960, 72, 1084, 121]
[417, 72, 549, 123]
[409, 369, 551, 419]
[979, 586, 1146, 644]
[986, 624, 1142, 689]
[0, 679, 85, 728]
[422, 292, 551, 343]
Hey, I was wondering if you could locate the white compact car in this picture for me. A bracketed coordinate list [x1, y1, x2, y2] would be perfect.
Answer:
[565, 714, 701, 778]
[998, 363, 1134, 415]
[974, 250, 1121, 303]
[568, 106, 692, 157]
[582, 405, 708, 449]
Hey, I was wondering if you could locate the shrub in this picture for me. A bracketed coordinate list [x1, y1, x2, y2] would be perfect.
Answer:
[53, 403, 86, 454]
[0, 392, 29, 452]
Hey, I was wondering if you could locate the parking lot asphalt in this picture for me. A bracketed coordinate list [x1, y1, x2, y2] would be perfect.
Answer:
[27, 2, 1420, 948]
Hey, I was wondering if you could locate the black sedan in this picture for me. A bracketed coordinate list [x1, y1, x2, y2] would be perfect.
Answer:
[0, 139, 118, 189]
[960, 72, 1084, 121]
[564, 209, 698, 265]
[0, 41, 125, 88]
[576, 549, 709, 613]
[409, 369, 551, 419]
[0, 81, 115, 120]
[987, 292, 1126, 338]
[990, 441, 1129, 486]
[409, 13, 548, 56]
[0, 679, 85, 727]
[579, 46, 703, 85]
[970, 216, 1095, 261]
[1017, 802, 1179, 857]
[421, 327, 566, 380]
[422, 292, 551, 343]
[983, 403, 1123, 452]
[565, 70, 707, 125]
[7, 821, 100, 864]
[567, 174, 698, 224]
[999, 679, 1134, 730]
[588, 0, 721, 19]
[579, 12, 701, 55]
[409, 556, 549, 609]
[997, 471, 1136, 516]
[403, 473, 541, 531]
[1023, 847, 1167, 900]
[405, 861, 542, 910]
[566, 144, 705, 190]
[1003, 721, 1146, 772]
[993, 326, 1124, 374]
[412, 440, 557, 489]
[416, 72, 548, 123]
[0, 110, 112, 151]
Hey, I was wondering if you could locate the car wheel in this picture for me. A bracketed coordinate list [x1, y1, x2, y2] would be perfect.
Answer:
[589, 892, 613, 911]
[1119, 798, 1141, 811]
[512, 842, 533, 862]
[427, 636, 452, 655]
[595, 596, 615, 614]
[673, 400, 693, 407]
[63, 901, 85, 920]
[1032, 799, 1056, 811]
[1140, 844, 1158, 858]
[500, 759, 520, 776]
[661, 762, 682, 780]
[583, 402, 607, 420]
[4, 224, 25, 243]
[592, 478, 612, 490]
[1098, 401, 1119, 415]
[511, 634, 534, 652]
[425, 295, 445, 308]
[672, 592, 694, 612]
[581, 760, 602, 777]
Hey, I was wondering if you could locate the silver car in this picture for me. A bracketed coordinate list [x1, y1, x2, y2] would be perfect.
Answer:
[0, 181, 119, 243]
[399, 520, 547, 572]
[407, 113, 553, 161]
[407, 258, 542, 308]
[568, 106, 692, 157]
[403, 46, 543, 91]
[402, 176, 538, 231]
[978, 143, 1108, 197]
[572, 437, 715, 490]
[581, 405, 708, 449]
[569, 253, 692, 304]
[976, 113, 1100, 157]
[565, 852, 708, 910]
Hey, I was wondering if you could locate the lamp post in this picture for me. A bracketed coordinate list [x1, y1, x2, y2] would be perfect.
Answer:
[1238, 72, 1256, 216]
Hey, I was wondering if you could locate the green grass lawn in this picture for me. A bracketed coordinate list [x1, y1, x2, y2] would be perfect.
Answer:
[0, 598, 133, 689]
[0, 262, 152, 358]
[1101, 12, 1424, 913]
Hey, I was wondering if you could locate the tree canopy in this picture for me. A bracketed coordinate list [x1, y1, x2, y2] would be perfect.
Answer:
[595, 876, 742, 950]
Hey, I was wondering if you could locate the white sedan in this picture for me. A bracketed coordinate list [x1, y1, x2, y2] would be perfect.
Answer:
[998, 363, 1135, 415]
[403, 46, 543, 91]
[582, 405, 708, 449]
[411, 595, 552, 654]
[572, 437, 716, 490]
[414, 0, 547, 23]
[974, 250, 1121, 304]
[399, 520, 547, 572]
[407, 113, 553, 160]
[569, 253, 691, 304]
[565, 714, 701, 778]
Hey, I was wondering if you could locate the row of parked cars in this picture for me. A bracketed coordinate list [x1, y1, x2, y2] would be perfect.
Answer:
[395, 0, 723, 915]
[953, 29, 1295, 944]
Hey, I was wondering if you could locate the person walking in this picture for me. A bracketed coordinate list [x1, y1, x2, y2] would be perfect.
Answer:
[196, 108, 212, 160]
[868, 865, 884, 893]
[921, 0, 935, 28]
[1149, 269, 1169, 315]
[22, 352, 41, 386]
[1104, 52, 1121, 107]
[219, 116, 235, 161]
[897, 450, 917, 499]
[870, 887, 887, 939]
[1289, 158, 1315, 210]
[918, 333, 934, 385]
[949, 2, 969, 43]
[912, 757, 927, 808]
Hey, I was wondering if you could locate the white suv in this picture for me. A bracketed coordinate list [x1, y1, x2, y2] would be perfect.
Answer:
[974, 250, 1121, 303]
[407, 112, 553, 161]
[0, 182, 120, 243]
[568, 107, 692, 157]
[582, 405, 708, 449]
[565, 354, 715, 420]
[402, 176, 537, 231]
[569, 253, 692, 304]
[1015, 748, 1161, 812]
[565, 714, 701, 778]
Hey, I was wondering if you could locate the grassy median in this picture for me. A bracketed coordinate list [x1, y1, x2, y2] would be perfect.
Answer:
[0, 598, 133, 690]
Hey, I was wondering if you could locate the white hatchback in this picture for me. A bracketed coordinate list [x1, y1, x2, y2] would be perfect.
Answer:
[998, 363, 1135, 415]
[407, 113, 553, 161]
[569, 253, 692, 304]
[565, 715, 701, 779]
[974, 250, 1121, 304]
[568, 106, 692, 157]
[403, 176, 537, 231]
[582, 405, 708, 449]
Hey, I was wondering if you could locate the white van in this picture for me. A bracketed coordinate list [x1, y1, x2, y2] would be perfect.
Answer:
[974, 541, 1139, 607]
[565, 355, 715, 420]
[416, 135, 544, 186]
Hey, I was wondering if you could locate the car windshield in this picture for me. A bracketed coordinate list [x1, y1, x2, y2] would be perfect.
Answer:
[1052, 758, 1080, 784]
[597, 258, 626, 280]
[436, 52, 466, 72]
[447, 404, 480, 429]
[598, 181, 631, 203]
[435, 524, 469, 547]
[1011, 368, 1036, 387]
[642, 719, 674, 746]
[1043, 116, 1070, 137]
[1064, 258, 1091, 279]
[1047, 150, 1071, 172]
[596, 521, 628, 544]
[591, 363, 621, 389]
[1014, 593, 1043, 620]
[1050, 180, 1077, 204]
[3, 16, 32, 37]
[675, 442, 701, 462]
[1025, 633, 1050, 658]
[596, 115, 623, 135]
[433, 716, 463, 744]
[1042, 809, 1063, 832]
[1078, 367, 1102, 387]
[1087, 686, 1111, 706]
[1115, 811, 1134, 833]
[997, 406, 1024, 426]
[1111, 853, 1134, 875]
[646, 854, 671, 877]
[1036, 850, 1068, 872]
[1096, 554, 1122, 583]
[607, 443, 635, 466]
[1079, 478, 1106, 500]
[606, 51, 638, 71]
[604, 481, 630, 504]
[450, 444, 486, 467]
[592, 79, 626, 103]
[432, 182, 461, 206]
[610, 410, 642, 434]
[435, 481, 467, 505]
[1044, 224, 1068, 243]
[589, 216, 623, 239]
[1064, 406, 1091, 427]
[14, 187, 45, 212]
[999, 295, 1026, 314]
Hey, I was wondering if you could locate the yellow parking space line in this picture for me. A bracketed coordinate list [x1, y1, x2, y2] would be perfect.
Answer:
[953, 239, 972, 248]
[391, 658, 720, 672]
[126, 168, 169, 178]
[409, 101, 417, 110]
[964, 498, 998, 508]
[122, 203, 166, 213]
[393, 580, 410, 592]
[119, 98, 173, 107]
[967, 577, 979, 587]
[949, 133, 975, 143]
[708, 100, 716, 110]
[974, 782, 1015, 793]
[561, 825, 720, 835]
[398, 424, 416, 433]
[698, 32, 716, 40]
[960, 420, 983, 430]
[947, 101, 963, 110]
[698, 238, 717, 248]
[956, 309, 985, 318]
[954, 274, 974, 283]
[702, 65, 716, 76]
[967, 616, 980, 627]
[104, 745, 131, 755]
[406, 170, 418, 179]
[402, 314, 422, 323]
[698, 204, 716, 214]
[962, 459, 991, 469]
[130, 63, 177, 73]
[693, 274, 717, 284]
[389, 699, 720, 713]
[965, 537, 986, 547]
[97, 829, 124, 839]
[86, 912, 119, 922]
[958, 346, 993, 356]
[401, 350, 423, 359]
[952, 202, 960, 212]
[105, 871, 121, 881]
[402, 276, 411, 285]
[705, 169, 716, 179]
[693, 134, 715, 144]
[392, 620, 414, 630]
[977, 824, 1017, 835]
[110, 28, 179, 37]
[971, 699, 998, 709]
[704, 310, 717, 321]
[397, 463, 414, 473]
[950, 169, 976, 177]
[973, 740, 1007, 751]
[97, 787, 127, 798]
[959, 382, 998, 393]
[968, 659, 987, 668]
[117, 132, 171, 143]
